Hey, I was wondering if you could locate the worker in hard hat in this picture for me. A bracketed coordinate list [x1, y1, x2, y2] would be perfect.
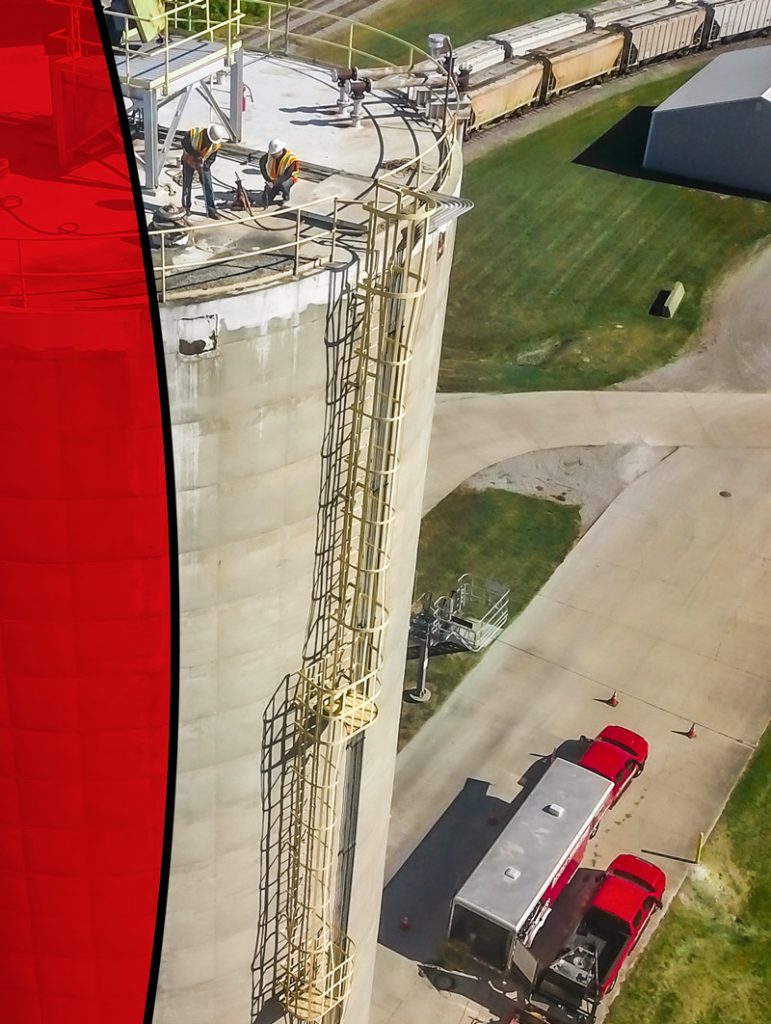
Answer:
[259, 139, 299, 207]
[181, 124, 225, 219]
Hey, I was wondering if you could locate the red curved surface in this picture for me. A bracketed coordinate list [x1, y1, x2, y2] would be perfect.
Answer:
[0, 4, 171, 1024]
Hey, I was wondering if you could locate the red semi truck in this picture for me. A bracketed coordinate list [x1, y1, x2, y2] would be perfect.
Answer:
[528, 854, 666, 1023]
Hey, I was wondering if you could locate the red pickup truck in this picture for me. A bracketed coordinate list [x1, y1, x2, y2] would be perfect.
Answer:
[529, 854, 665, 1023]
[578, 725, 648, 806]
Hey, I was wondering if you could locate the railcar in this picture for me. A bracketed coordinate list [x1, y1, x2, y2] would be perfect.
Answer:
[613, 3, 707, 69]
[702, 0, 771, 43]
[535, 29, 625, 100]
[580, 0, 673, 28]
[488, 13, 588, 58]
[465, 58, 545, 130]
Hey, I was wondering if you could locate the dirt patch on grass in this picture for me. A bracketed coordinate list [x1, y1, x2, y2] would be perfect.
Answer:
[466, 443, 675, 535]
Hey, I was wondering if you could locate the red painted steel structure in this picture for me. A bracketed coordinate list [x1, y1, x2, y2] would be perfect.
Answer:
[0, 4, 172, 1023]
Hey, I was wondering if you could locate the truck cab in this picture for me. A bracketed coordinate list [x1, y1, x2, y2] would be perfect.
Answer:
[530, 854, 665, 1023]
[578, 725, 648, 806]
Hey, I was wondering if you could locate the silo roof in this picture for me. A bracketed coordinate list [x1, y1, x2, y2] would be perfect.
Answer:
[656, 46, 771, 111]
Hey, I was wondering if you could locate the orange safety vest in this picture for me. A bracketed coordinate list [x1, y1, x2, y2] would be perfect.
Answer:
[268, 149, 299, 183]
[187, 126, 222, 160]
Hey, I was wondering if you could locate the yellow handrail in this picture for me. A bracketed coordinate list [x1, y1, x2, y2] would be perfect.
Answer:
[45, 1, 461, 302]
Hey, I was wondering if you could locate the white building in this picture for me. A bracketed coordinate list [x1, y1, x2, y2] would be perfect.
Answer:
[644, 45, 771, 196]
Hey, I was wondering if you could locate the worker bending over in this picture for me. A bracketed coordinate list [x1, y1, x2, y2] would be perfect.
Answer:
[260, 139, 299, 207]
[181, 124, 225, 219]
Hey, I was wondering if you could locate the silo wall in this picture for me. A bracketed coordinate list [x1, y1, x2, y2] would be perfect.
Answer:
[154, 159, 462, 1024]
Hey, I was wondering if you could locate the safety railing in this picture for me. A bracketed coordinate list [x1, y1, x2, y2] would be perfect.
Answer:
[142, 1, 459, 298]
[50, 1, 242, 90]
[452, 574, 511, 652]
[102, 0, 243, 95]
[149, 177, 439, 300]
[43, 1, 461, 303]
[245, 0, 461, 188]
[0, 233, 147, 310]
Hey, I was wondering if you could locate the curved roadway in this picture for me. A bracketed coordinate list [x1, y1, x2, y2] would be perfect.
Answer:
[371, 389, 771, 1024]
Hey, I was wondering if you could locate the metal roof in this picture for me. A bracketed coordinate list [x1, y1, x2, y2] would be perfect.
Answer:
[656, 47, 771, 112]
[453, 759, 613, 936]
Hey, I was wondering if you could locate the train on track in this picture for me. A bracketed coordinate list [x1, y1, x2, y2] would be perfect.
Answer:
[449, 0, 771, 132]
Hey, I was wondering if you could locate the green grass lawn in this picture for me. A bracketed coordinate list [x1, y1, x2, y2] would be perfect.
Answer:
[356, 0, 585, 53]
[317, 0, 585, 68]
[441, 68, 771, 392]
[398, 488, 580, 749]
[607, 725, 771, 1024]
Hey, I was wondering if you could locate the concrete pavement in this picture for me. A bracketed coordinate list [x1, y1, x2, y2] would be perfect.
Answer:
[371, 390, 771, 1024]
[424, 391, 771, 510]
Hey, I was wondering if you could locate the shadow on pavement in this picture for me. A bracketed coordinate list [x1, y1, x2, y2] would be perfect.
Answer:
[411, 867, 605, 1022]
[379, 777, 526, 963]
[379, 741, 593, 964]
[417, 962, 528, 1023]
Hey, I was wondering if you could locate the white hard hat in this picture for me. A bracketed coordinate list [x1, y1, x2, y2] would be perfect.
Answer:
[268, 138, 286, 156]
[207, 124, 225, 143]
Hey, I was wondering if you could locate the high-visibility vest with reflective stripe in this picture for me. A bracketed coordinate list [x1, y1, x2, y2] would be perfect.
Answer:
[188, 127, 221, 160]
[268, 149, 299, 182]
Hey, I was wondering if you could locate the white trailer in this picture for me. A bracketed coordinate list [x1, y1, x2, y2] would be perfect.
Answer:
[449, 759, 614, 972]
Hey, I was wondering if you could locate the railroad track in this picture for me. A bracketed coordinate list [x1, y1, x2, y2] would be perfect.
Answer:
[244, 0, 382, 42]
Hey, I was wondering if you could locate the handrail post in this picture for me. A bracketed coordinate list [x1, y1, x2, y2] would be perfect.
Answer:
[161, 234, 167, 303]
[17, 239, 26, 310]
[293, 206, 301, 276]
[331, 195, 338, 265]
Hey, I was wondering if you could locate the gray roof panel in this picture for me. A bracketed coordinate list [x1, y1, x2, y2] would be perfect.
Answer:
[453, 759, 613, 935]
[656, 46, 771, 111]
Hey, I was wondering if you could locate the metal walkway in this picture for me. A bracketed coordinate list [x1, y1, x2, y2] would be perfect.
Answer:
[106, 1, 244, 190]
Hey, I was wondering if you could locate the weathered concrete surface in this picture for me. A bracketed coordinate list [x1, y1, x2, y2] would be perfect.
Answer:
[424, 391, 771, 511]
[154, 182, 462, 1024]
[371, 401, 771, 1024]
[466, 442, 675, 534]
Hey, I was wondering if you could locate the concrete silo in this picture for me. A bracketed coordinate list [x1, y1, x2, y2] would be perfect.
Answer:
[110, 4, 466, 1024]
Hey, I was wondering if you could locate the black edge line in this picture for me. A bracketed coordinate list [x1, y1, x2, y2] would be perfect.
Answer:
[89, 5, 180, 1022]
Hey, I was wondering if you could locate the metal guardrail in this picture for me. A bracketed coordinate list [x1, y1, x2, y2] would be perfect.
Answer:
[453, 574, 511, 652]
[22, 1, 462, 307]
[147, 2, 462, 299]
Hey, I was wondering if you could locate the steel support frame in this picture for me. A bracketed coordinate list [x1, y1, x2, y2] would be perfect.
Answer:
[134, 46, 243, 192]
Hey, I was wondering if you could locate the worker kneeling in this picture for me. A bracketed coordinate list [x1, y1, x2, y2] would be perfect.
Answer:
[260, 139, 299, 207]
[181, 124, 225, 219]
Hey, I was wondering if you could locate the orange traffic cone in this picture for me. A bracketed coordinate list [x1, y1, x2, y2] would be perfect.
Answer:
[686, 722, 697, 740]
[487, 812, 499, 826]
[400, 915, 411, 931]
[608, 690, 619, 707]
